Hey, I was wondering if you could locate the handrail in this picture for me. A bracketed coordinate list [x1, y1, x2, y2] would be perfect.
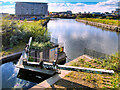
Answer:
[43, 62, 114, 75]
[17, 37, 32, 66]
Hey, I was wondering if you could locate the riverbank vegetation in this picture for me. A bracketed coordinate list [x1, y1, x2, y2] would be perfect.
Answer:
[1, 42, 26, 56]
[52, 55, 119, 89]
[31, 41, 53, 50]
[50, 14, 76, 19]
[69, 55, 120, 88]
[76, 17, 119, 26]
[1, 18, 50, 56]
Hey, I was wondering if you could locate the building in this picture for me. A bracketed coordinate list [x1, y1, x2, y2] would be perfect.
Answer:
[115, 8, 120, 16]
[114, 1, 120, 16]
[15, 2, 48, 18]
[0, 13, 9, 17]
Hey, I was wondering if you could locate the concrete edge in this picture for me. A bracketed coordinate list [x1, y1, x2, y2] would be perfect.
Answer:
[29, 70, 71, 89]
[1, 52, 22, 63]
[29, 55, 90, 89]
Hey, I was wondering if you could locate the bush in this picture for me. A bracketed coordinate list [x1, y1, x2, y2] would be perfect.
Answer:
[1, 18, 50, 49]
[31, 41, 52, 50]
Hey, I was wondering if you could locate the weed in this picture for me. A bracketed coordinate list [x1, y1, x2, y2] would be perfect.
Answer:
[71, 62, 79, 67]
[78, 58, 85, 64]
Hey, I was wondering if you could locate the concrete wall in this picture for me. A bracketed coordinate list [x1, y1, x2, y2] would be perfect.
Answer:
[15, 2, 48, 17]
[1, 52, 22, 64]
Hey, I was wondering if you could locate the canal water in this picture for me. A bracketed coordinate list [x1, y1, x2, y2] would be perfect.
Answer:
[48, 19, 119, 61]
[1, 60, 52, 88]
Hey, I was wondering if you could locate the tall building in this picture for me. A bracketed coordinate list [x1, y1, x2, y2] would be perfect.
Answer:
[115, 1, 120, 15]
[15, 2, 48, 18]
[115, 8, 120, 15]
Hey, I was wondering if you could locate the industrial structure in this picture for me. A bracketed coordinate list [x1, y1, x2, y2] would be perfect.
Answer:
[15, 2, 48, 18]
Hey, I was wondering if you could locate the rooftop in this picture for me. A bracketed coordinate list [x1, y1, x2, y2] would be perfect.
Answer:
[15, 2, 47, 4]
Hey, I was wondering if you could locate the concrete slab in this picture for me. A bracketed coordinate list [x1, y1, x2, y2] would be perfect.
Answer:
[16, 65, 56, 75]
[29, 55, 95, 89]
[30, 70, 71, 89]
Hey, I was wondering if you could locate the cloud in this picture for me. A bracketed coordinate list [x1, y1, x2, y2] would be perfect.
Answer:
[49, 3, 66, 7]
[66, 3, 85, 7]
[96, 0, 118, 6]
[76, 3, 86, 6]
[0, 5, 15, 14]
[48, 3, 87, 12]
[48, 2, 116, 13]
[0, 0, 118, 14]
[0, 2, 2, 4]
[49, 3, 85, 7]
[2, 5, 15, 8]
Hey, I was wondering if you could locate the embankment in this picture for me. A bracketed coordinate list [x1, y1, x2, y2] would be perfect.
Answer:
[0, 52, 22, 64]
[42, 19, 50, 26]
[76, 19, 120, 32]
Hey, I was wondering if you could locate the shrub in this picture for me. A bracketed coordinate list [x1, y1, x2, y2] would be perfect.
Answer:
[31, 41, 52, 50]
[1, 18, 50, 49]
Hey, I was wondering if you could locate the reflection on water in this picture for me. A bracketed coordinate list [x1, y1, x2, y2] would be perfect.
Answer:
[48, 19, 119, 61]
[1, 61, 52, 88]
[1, 62, 37, 88]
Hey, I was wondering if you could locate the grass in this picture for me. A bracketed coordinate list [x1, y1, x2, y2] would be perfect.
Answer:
[67, 55, 120, 89]
[76, 18, 119, 26]
[64, 71, 119, 88]
[28, 56, 34, 62]
[1, 42, 26, 56]
[71, 56, 119, 71]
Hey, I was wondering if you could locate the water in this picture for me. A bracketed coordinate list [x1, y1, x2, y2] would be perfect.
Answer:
[1, 60, 52, 89]
[48, 19, 119, 61]
[1, 61, 37, 88]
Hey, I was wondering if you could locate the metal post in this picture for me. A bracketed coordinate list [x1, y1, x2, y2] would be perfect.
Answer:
[35, 50, 37, 62]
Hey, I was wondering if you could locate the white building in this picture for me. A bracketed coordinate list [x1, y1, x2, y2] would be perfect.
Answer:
[15, 2, 48, 18]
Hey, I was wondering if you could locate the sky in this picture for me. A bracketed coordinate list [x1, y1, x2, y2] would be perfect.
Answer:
[0, 0, 119, 14]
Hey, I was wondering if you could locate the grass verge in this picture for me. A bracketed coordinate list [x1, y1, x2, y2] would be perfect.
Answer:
[76, 18, 119, 26]
[1, 42, 26, 57]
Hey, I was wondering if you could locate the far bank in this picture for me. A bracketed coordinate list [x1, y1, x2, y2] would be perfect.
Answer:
[76, 18, 120, 32]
